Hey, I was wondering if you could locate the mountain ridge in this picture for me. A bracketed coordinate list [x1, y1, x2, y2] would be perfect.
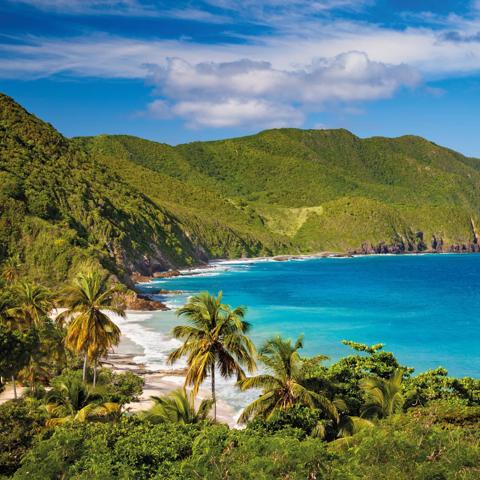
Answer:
[2, 92, 480, 285]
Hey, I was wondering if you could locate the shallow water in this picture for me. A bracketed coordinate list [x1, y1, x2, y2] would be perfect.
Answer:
[135, 254, 480, 379]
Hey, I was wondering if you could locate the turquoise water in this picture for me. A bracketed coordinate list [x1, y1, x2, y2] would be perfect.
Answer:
[138, 255, 480, 378]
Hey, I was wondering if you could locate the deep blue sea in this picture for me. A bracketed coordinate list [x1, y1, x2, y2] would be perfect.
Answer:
[136, 254, 479, 379]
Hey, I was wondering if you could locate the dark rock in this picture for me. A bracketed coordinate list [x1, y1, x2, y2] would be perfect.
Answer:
[121, 292, 169, 311]
[152, 270, 181, 278]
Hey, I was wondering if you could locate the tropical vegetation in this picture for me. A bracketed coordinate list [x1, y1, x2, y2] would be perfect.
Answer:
[238, 335, 340, 433]
[1, 91, 480, 478]
[142, 387, 214, 425]
[0, 271, 479, 478]
[58, 270, 124, 384]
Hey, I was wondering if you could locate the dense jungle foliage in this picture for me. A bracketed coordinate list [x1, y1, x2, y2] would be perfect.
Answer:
[1, 333, 479, 479]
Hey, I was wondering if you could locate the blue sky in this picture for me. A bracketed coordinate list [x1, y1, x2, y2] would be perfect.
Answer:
[2, 1, 480, 156]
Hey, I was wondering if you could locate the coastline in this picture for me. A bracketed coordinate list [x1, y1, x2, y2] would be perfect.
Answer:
[112, 250, 480, 424]
[108, 311, 239, 426]
[135, 249, 471, 287]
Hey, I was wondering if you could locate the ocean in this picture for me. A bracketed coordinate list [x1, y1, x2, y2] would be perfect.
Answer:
[116, 254, 480, 413]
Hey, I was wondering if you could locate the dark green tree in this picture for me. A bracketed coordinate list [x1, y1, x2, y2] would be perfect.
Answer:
[0, 325, 39, 399]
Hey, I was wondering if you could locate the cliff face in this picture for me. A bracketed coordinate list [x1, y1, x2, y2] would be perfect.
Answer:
[3, 93, 480, 287]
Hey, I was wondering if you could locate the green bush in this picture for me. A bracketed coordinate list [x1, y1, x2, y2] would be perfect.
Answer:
[52, 368, 144, 405]
[96, 369, 144, 404]
[182, 426, 331, 480]
[14, 419, 201, 480]
[327, 405, 480, 479]
[0, 400, 47, 477]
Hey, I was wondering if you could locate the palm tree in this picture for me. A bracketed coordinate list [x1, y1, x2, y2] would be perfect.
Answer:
[336, 415, 375, 438]
[143, 387, 214, 424]
[0, 287, 15, 329]
[40, 320, 68, 376]
[45, 376, 121, 426]
[58, 270, 124, 383]
[9, 281, 54, 329]
[167, 291, 256, 420]
[238, 335, 339, 425]
[18, 356, 50, 396]
[360, 369, 405, 419]
[1, 256, 21, 283]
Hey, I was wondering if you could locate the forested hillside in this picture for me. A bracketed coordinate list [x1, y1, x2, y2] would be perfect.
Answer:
[3, 92, 480, 285]
[85, 124, 480, 256]
[0, 94, 206, 285]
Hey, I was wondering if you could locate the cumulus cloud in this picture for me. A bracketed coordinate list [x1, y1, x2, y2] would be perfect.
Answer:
[145, 99, 172, 119]
[5, 3, 480, 129]
[145, 52, 419, 128]
[171, 99, 304, 128]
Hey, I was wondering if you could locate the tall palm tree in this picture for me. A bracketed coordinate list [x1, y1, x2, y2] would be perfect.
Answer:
[58, 270, 124, 383]
[360, 369, 405, 419]
[143, 388, 214, 424]
[238, 335, 339, 425]
[9, 281, 54, 329]
[167, 291, 256, 420]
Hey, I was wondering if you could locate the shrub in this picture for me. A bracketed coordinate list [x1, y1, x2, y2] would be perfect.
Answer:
[0, 400, 47, 477]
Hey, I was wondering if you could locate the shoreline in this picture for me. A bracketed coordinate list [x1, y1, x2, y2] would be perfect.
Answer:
[115, 251, 480, 422]
[108, 316, 239, 426]
[135, 249, 467, 288]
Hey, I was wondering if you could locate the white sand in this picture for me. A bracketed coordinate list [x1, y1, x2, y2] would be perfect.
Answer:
[107, 345, 238, 426]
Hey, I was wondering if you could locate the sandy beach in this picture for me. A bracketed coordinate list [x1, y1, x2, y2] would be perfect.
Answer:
[106, 324, 239, 426]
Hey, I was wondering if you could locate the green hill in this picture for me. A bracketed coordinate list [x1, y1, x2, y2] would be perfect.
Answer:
[84, 127, 480, 256]
[2, 93, 480, 284]
[0, 94, 207, 285]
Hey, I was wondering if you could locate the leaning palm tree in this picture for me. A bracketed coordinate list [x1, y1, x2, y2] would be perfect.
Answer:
[238, 335, 339, 425]
[9, 281, 54, 329]
[167, 291, 256, 420]
[360, 368, 405, 419]
[58, 270, 124, 382]
[143, 387, 214, 424]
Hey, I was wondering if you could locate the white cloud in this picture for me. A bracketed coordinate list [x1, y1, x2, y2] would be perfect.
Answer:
[9, 0, 370, 18]
[143, 52, 419, 128]
[171, 98, 304, 128]
[8, 0, 153, 15]
[4, 5, 480, 128]
[145, 99, 172, 119]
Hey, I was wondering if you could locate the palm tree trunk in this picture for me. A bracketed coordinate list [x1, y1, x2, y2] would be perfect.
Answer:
[211, 364, 216, 420]
[82, 353, 88, 382]
[12, 375, 17, 400]
[93, 359, 97, 387]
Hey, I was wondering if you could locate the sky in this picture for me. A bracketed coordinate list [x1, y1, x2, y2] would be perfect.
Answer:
[2, 1, 480, 156]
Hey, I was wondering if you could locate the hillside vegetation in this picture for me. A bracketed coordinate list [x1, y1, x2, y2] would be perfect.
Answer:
[3, 93, 480, 283]
[0, 94, 204, 285]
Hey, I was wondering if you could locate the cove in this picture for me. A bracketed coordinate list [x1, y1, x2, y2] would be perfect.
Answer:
[138, 254, 480, 378]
